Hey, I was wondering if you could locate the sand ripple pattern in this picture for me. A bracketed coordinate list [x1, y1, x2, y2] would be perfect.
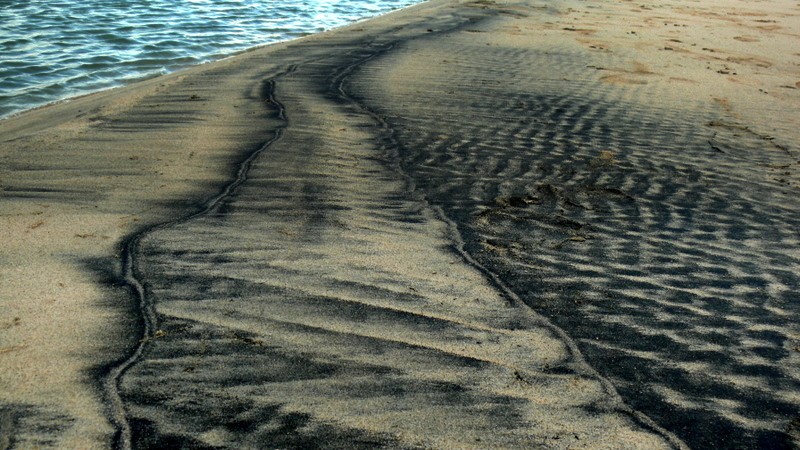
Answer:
[351, 31, 800, 449]
[118, 35, 679, 448]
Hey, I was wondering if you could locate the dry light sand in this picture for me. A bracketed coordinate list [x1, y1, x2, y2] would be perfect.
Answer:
[1, 0, 798, 448]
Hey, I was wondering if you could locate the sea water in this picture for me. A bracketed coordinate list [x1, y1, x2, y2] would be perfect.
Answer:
[0, 0, 420, 119]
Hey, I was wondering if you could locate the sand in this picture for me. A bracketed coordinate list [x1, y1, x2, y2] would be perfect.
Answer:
[0, 0, 798, 448]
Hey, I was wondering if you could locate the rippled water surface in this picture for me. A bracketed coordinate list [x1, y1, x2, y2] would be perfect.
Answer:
[0, 0, 420, 118]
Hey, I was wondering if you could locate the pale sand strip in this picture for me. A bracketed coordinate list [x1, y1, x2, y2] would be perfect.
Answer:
[0, 0, 798, 448]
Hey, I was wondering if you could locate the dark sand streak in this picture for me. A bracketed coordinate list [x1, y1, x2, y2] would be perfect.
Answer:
[103, 70, 295, 450]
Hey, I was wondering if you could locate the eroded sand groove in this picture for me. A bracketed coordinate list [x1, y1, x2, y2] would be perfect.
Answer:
[116, 11, 682, 450]
[105, 70, 297, 449]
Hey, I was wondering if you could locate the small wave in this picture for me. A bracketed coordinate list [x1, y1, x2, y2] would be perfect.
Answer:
[0, 0, 420, 119]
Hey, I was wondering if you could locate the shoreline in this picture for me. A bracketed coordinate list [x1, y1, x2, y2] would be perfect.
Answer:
[0, 0, 424, 122]
[2, 0, 798, 447]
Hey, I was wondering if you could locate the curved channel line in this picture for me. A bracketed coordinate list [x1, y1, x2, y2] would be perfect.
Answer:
[103, 66, 295, 450]
[330, 44, 690, 450]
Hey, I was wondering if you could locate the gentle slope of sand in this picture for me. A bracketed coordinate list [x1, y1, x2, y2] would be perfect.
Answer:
[1, 0, 798, 448]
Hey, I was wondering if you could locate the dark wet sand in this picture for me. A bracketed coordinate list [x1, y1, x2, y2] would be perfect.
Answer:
[1, 0, 799, 448]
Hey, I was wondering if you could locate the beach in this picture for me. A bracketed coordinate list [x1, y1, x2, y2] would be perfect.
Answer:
[1, 0, 798, 448]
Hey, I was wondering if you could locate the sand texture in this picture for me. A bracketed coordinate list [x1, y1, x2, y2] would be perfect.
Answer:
[1, 0, 798, 448]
